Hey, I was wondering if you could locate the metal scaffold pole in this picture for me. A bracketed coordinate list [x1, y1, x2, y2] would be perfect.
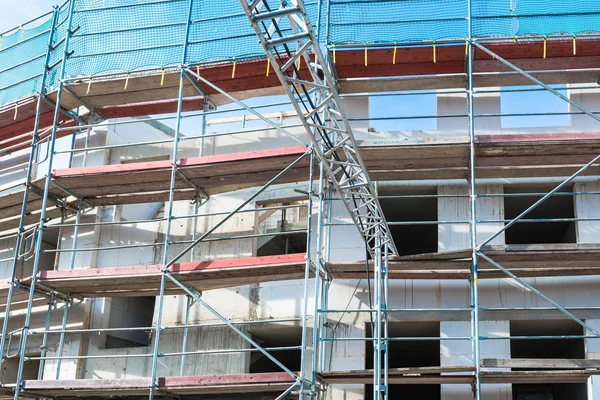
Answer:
[466, 0, 481, 397]
[11, 0, 76, 395]
[0, 6, 60, 384]
[149, 1, 195, 398]
[299, 150, 316, 398]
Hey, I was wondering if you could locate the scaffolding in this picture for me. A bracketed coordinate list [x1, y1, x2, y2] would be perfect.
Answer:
[0, 0, 599, 399]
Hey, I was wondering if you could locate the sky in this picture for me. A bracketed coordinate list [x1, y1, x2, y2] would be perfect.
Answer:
[0, 0, 59, 33]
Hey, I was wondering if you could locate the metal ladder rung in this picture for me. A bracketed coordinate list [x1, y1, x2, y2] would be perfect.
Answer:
[266, 33, 310, 47]
[251, 7, 301, 23]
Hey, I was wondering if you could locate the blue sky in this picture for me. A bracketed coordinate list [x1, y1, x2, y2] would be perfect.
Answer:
[0, 1, 58, 33]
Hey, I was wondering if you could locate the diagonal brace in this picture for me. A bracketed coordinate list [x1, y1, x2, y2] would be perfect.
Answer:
[478, 252, 600, 337]
[164, 271, 303, 380]
[164, 150, 311, 269]
[185, 68, 307, 147]
[472, 41, 600, 124]
[478, 154, 600, 248]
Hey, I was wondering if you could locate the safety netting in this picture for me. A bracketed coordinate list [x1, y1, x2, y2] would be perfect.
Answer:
[0, 16, 52, 105]
[2, 0, 600, 106]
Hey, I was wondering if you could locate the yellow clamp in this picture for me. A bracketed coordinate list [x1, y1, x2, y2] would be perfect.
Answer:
[364, 45, 368, 67]
[543, 36, 547, 59]
[465, 39, 469, 56]
[197, 63, 200, 80]
[231, 57, 237, 79]
[124, 73, 130, 90]
[160, 68, 165, 86]
[332, 44, 336, 64]
[13, 103, 18, 120]
[392, 43, 397, 65]
[86, 75, 92, 95]
[433, 41, 437, 64]
[266, 58, 270, 76]
[297, 56, 301, 71]
[573, 36, 577, 55]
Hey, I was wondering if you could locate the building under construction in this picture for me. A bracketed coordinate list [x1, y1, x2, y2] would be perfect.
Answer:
[0, 0, 600, 399]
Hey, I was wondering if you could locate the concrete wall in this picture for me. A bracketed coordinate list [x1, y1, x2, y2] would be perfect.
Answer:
[0, 88, 598, 400]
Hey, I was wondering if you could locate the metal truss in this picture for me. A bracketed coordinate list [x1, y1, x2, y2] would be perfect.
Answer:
[240, 0, 396, 257]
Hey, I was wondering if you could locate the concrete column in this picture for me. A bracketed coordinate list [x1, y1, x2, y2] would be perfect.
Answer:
[437, 91, 501, 136]
[441, 321, 511, 400]
[342, 97, 370, 141]
[438, 185, 504, 252]
[574, 182, 600, 243]
[327, 324, 365, 400]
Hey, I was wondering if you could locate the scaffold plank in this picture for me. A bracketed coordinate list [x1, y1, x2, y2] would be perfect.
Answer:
[19, 372, 295, 397]
[330, 244, 600, 279]
[483, 358, 600, 369]
[320, 368, 593, 385]
[334, 39, 600, 80]
[49, 146, 310, 204]
[35, 253, 307, 297]
[0, 280, 47, 314]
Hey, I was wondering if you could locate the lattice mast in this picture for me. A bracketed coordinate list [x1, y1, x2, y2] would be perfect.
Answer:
[240, 1, 394, 398]
[239, 0, 395, 257]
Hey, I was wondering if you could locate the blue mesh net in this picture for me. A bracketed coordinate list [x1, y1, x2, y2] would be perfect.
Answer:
[1, 0, 600, 106]
[0, 19, 52, 105]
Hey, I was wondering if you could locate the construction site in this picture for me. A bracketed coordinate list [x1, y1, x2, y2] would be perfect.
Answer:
[1, 0, 600, 399]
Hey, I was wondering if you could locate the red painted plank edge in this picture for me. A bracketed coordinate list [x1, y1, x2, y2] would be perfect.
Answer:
[162, 371, 295, 386]
[53, 146, 308, 178]
[22, 372, 295, 391]
[38, 253, 307, 280]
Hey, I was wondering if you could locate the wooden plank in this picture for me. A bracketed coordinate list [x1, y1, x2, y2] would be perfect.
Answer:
[360, 143, 469, 160]
[21, 372, 295, 396]
[475, 56, 600, 73]
[80, 85, 200, 108]
[54, 146, 308, 185]
[321, 365, 475, 378]
[369, 168, 468, 181]
[38, 254, 307, 296]
[482, 358, 600, 369]
[395, 248, 472, 261]
[480, 370, 593, 384]
[97, 98, 206, 119]
[339, 74, 467, 93]
[333, 40, 600, 71]
[477, 132, 600, 144]
[47, 147, 311, 206]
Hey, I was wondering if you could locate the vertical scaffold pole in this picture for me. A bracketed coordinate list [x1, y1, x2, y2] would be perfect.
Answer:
[149, 1, 194, 398]
[318, 185, 333, 375]
[0, 6, 59, 383]
[466, 0, 482, 398]
[311, 153, 325, 395]
[383, 242, 389, 394]
[373, 232, 385, 399]
[179, 295, 192, 376]
[37, 298, 55, 379]
[54, 295, 71, 379]
[12, 2, 75, 396]
[299, 150, 315, 398]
